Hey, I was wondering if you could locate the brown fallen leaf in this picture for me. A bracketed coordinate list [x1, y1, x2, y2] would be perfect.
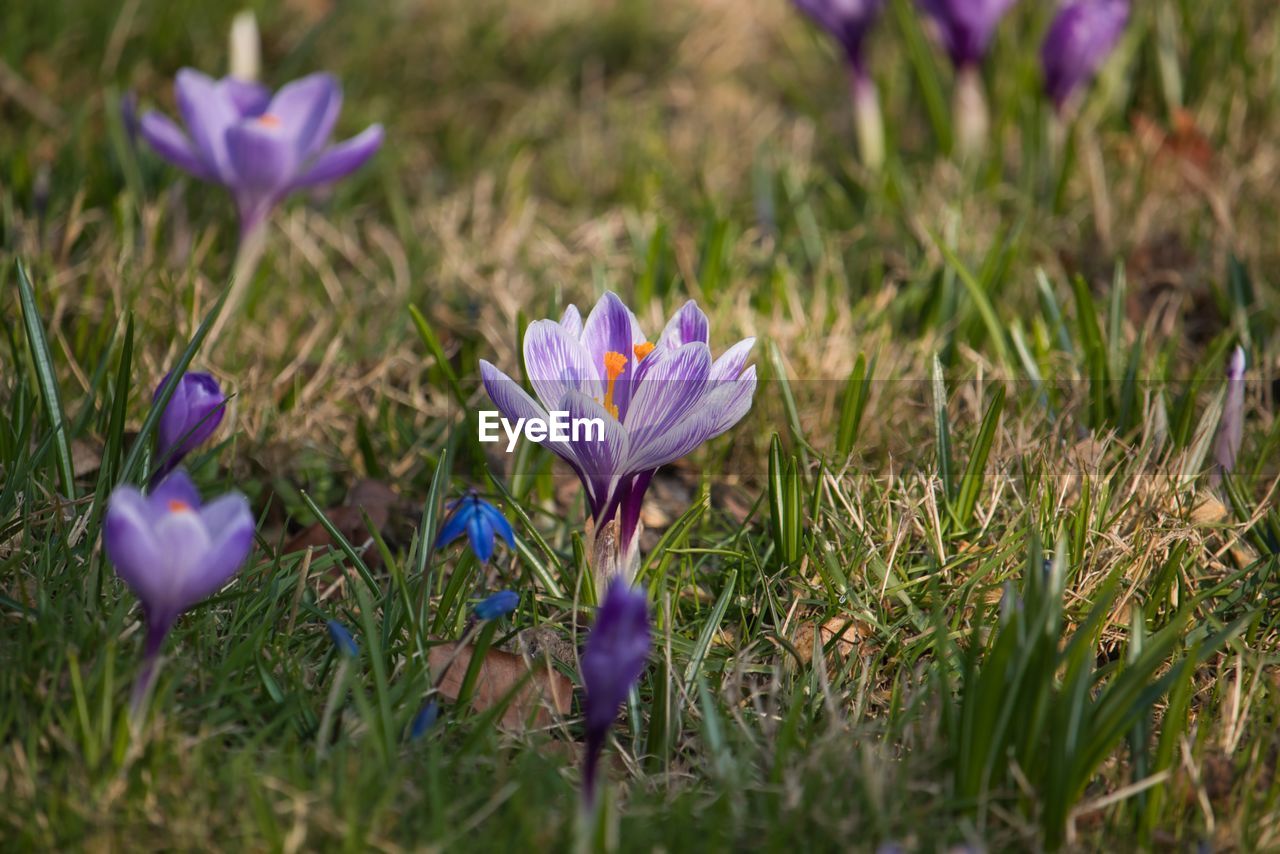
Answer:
[429, 642, 573, 731]
[791, 615, 874, 666]
[280, 479, 408, 568]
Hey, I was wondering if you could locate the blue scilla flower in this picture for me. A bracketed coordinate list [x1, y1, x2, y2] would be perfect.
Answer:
[435, 494, 515, 563]
[326, 620, 358, 657]
[474, 590, 520, 621]
[410, 701, 440, 740]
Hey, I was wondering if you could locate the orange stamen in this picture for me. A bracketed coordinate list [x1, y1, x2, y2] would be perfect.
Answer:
[633, 342, 655, 361]
[601, 351, 628, 419]
[256, 113, 282, 128]
[168, 499, 192, 513]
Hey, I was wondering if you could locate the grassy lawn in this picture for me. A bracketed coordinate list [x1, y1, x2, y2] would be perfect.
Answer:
[3, 0, 1280, 849]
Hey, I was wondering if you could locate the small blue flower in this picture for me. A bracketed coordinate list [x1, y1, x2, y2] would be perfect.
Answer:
[410, 701, 440, 739]
[326, 620, 358, 658]
[435, 494, 515, 563]
[474, 590, 520, 621]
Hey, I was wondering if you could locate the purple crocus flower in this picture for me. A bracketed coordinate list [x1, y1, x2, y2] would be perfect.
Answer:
[792, 0, 886, 170]
[480, 293, 756, 580]
[919, 0, 1018, 69]
[138, 69, 384, 239]
[435, 494, 515, 563]
[103, 471, 255, 710]
[1041, 0, 1130, 112]
[1213, 346, 1246, 484]
[153, 371, 227, 483]
[581, 579, 651, 809]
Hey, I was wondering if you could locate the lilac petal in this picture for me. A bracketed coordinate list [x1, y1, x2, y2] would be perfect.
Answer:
[104, 488, 164, 597]
[218, 78, 271, 118]
[657, 301, 710, 349]
[629, 365, 757, 472]
[624, 343, 712, 467]
[149, 470, 202, 512]
[559, 305, 584, 339]
[1214, 346, 1246, 478]
[522, 319, 602, 410]
[156, 372, 226, 463]
[138, 112, 217, 180]
[288, 125, 383, 191]
[143, 507, 213, 615]
[174, 68, 240, 181]
[920, 0, 1018, 67]
[1041, 0, 1129, 108]
[226, 121, 299, 193]
[580, 292, 645, 376]
[560, 391, 628, 515]
[710, 338, 756, 382]
[480, 360, 552, 425]
[184, 497, 255, 605]
[580, 292, 646, 416]
[264, 72, 342, 159]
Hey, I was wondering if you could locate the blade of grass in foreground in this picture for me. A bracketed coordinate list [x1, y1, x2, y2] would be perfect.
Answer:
[17, 261, 75, 500]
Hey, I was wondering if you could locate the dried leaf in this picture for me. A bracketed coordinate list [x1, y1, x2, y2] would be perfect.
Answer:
[429, 642, 573, 731]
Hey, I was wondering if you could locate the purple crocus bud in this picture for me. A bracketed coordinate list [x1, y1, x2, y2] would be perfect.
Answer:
[153, 371, 227, 482]
[104, 471, 255, 708]
[581, 580, 651, 809]
[1213, 346, 1246, 483]
[435, 494, 515, 563]
[792, 0, 886, 170]
[480, 293, 757, 582]
[138, 69, 384, 239]
[919, 0, 1018, 69]
[1041, 0, 1130, 112]
[120, 91, 141, 148]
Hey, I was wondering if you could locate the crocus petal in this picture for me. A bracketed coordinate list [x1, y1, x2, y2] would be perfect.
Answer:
[580, 292, 646, 378]
[218, 78, 271, 118]
[793, 0, 885, 69]
[709, 337, 756, 382]
[1041, 0, 1129, 109]
[149, 470, 202, 512]
[560, 391, 629, 515]
[174, 68, 240, 181]
[225, 121, 299, 193]
[288, 125, 383, 191]
[184, 495, 254, 604]
[155, 372, 226, 464]
[522, 320, 602, 410]
[1214, 346, 1246, 478]
[629, 365, 757, 472]
[138, 111, 217, 180]
[104, 488, 165, 600]
[623, 342, 713, 463]
[559, 305, 584, 339]
[264, 72, 342, 159]
[920, 0, 1018, 67]
[657, 300, 710, 349]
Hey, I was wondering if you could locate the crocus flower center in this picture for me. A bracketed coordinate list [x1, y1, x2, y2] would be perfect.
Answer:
[600, 351, 628, 419]
[168, 499, 193, 514]
[633, 342, 655, 361]
[256, 113, 282, 128]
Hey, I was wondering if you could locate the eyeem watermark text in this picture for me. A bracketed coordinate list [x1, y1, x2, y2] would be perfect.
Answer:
[478, 411, 605, 452]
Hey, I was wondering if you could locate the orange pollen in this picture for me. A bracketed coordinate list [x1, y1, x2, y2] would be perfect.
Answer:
[256, 113, 282, 128]
[601, 351, 628, 419]
[168, 499, 192, 514]
[633, 342, 655, 361]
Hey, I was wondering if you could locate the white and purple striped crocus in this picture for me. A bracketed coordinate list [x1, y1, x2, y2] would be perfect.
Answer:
[138, 69, 384, 239]
[581, 579, 651, 810]
[152, 371, 226, 484]
[919, 0, 1018, 155]
[480, 292, 756, 581]
[104, 471, 255, 711]
[1041, 0, 1130, 113]
[792, 0, 886, 171]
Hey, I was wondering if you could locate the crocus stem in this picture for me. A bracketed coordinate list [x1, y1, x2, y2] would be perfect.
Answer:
[207, 223, 267, 348]
[848, 68, 884, 174]
[129, 620, 169, 723]
[953, 65, 989, 161]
